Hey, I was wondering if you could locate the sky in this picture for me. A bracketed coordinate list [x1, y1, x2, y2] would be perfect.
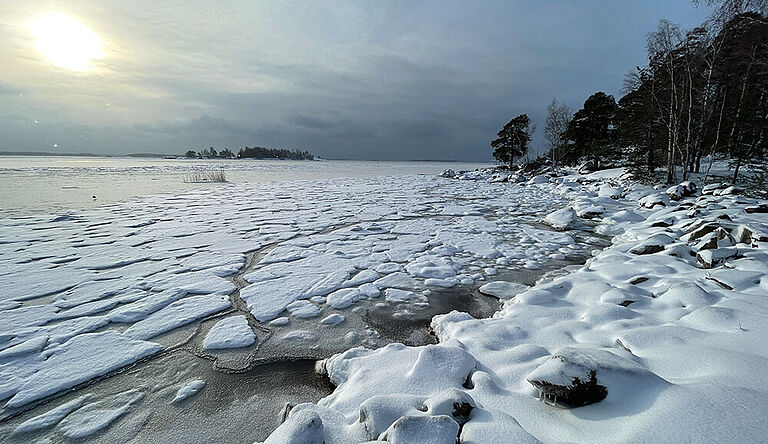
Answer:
[0, 1, 712, 161]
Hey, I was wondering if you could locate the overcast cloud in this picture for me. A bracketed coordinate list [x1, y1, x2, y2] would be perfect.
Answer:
[0, 1, 711, 160]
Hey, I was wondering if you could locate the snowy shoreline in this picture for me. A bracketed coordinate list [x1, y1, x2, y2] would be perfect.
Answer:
[268, 167, 768, 443]
[1, 166, 766, 443]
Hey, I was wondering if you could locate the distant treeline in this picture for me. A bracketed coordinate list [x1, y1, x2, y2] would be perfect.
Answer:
[492, 0, 768, 186]
[184, 146, 315, 160]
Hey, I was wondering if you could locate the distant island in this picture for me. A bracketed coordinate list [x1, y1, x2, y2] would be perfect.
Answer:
[184, 146, 316, 160]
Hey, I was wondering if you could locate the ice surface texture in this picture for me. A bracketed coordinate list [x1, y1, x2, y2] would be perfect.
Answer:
[270, 169, 768, 443]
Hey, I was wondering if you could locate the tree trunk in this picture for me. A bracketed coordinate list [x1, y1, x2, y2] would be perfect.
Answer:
[705, 89, 727, 182]
[732, 156, 742, 184]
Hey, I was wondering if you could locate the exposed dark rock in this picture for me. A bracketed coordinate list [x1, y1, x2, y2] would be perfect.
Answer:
[630, 244, 665, 255]
[745, 204, 768, 214]
[281, 402, 295, 423]
[629, 234, 673, 255]
[685, 222, 720, 242]
[423, 388, 476, 426]
[529, 370, 607, 408]
[697, 248, 739, 269]
[695, 235, 719, 250]
[615, 339, 632, 354]
[452, 401, 473, 424]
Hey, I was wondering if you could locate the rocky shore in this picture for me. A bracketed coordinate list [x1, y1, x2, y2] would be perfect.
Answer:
[268, 166, 768, 443]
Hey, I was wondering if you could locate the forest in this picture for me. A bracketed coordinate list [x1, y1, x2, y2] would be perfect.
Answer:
[492, 0, 768, 187]
[184, 146, 315, 160]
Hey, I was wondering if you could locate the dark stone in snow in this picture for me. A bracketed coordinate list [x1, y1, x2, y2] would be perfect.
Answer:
[686, 223, 720, 242]
[696, 248, 739, 269]
[453, 402, 473, 424]
[629, 234, 673, 255]
[424, 388, 476, 425]
[630, 244, 665, 255]
[529, 369, 607, 408]
[746, 204, 768, 214]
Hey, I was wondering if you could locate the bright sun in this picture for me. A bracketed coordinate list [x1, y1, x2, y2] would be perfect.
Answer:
[28, 14, 103, 71]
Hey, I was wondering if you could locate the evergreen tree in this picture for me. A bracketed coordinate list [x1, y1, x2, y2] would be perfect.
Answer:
[490, 114, 532, 168]
[564, 92, 618, 170]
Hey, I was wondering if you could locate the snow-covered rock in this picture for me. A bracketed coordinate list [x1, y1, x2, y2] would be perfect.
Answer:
[543, 207, 578, 230]
[598, 184, 624, 199]
[638, 193, 670, 208]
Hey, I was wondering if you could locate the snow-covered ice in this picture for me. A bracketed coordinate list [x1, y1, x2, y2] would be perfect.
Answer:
[4, 331, 161, 409]
[478, 281, 529, 299]
[202, 315, 256, 350]
[4, 164, 761, 442]
[172, 380, 206, 403]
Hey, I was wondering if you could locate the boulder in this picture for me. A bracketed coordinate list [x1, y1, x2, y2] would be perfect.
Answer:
[438, 169, 456, 178]
[423, 389, 476, 425]
[697, 247, 739, 269]
[380, 415, 459, 444]
[576, 204, 606, 218]
[683, 221, 723, 243]
[628, 234, 673, 255]
[665, 185, 685, 200]
[358, 394, 425, 440]
[694, 228, 735, 250]
[745, 204, 768, 214]
[702, 183, 728, 195]
[679, 181, 698, 195]
[598, 184, 624, 199]
[527, 174, 550, 185]
[714, 185, 739, 196]
[526, 348, 610, 408]
[639, 193, 670, 209]
[666, 181, 698, 200]
[732, 225, 767, 244]
[264, 409, 325, 444]
[527, 347, 665, 409]
[543, 207, 578, 231]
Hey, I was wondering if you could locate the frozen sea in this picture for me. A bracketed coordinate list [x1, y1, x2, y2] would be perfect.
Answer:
[0, 156, 489, 216]
[0, 156, 608, 443]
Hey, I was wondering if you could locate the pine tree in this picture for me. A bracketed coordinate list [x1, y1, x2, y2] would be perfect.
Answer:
[564, 92, 618, 170]
[490, 114, 532, 169]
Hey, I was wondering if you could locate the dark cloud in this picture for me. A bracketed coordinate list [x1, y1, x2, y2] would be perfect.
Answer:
[0, 1, 712, 160]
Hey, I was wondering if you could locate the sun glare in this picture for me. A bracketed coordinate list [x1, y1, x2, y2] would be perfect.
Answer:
[28, 14, 103, 71]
